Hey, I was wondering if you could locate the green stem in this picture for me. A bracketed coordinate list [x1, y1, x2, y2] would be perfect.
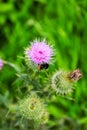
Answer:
[59, 95, 75, 101]
[3, 60, 21, 73]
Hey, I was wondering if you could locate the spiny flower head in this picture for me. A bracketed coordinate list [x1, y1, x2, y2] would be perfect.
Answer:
[52, 70, 74, 95]
[52, 69, 82, 95]
[0, 59, 3, 70]
[25, 39, 53, 65]
[18, 93, 49, 124]
[18, 94, 42, 120]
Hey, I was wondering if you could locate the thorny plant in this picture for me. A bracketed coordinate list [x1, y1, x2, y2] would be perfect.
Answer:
[0, 39, 82, 129]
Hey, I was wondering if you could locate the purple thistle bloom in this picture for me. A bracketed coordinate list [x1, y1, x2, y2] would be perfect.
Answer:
[0, 59, 3, 70]
[25, 39, 53, 65]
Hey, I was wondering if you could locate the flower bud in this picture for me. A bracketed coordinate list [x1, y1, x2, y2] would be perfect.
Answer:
[18, 94, 42, 120]
[40, 109, 49, 124]
[52, 69, 82, 95]
[52, 70, 74, 95]
[18, 93, 49, 124]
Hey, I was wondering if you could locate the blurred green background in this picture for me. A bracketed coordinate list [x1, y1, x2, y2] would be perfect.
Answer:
[0, 0, 87, 130]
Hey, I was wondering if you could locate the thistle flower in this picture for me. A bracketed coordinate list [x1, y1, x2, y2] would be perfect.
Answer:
[0, 59, 3, 70]
[18, 93, 49, 124]
[52, 69, 82, 95]
[25, 39, 53, 68]
[18, 94, 42, 120]
[52, 70, 74, 95]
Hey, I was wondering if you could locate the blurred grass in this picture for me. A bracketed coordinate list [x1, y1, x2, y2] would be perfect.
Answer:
[0, 0, 87, 129]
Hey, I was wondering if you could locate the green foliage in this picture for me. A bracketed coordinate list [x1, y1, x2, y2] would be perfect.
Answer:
[0, 0, 87, 129]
